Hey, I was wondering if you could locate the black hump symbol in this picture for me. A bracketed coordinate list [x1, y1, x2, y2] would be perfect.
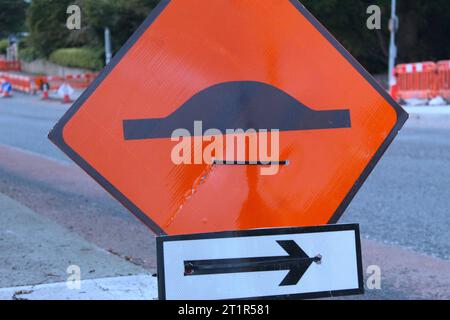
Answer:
[123, 81, 351, 140]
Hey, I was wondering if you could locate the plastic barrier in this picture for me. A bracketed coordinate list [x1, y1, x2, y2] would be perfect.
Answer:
[64, 73, 97, 89]
[0, 59, 21, 71]
[40, 73, 96, 102]
[0, 71, 97, 93]
[437, 60, 450, 101]
[3, 73, 37, 94]
[45, 73, 97, 90]
[395, 61, 437, 101]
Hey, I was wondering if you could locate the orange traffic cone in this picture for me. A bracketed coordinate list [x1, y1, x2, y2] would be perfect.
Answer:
[41, 88, 49, 100]
[390, 83, 398, 102]
[41, 83, 50, 100]
[389, 69, 399, 102]
[58, 83, 73, 103]
[62, 93, 71, 103]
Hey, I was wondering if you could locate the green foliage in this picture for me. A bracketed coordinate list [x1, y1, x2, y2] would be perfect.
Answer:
[0, 0, 28, 38]
[16, 37, 45, 62]
[3, 0, 449, 74]
[81, 0, 159, 53]
[396, 0, 450, 63]
[19, 47, 42, 62]
[0, 39, 9, 55]
[49, 47, 103, 70]
[26, 0, 89, 57]
[24, 0, 158, 64]
[302, 0, 450, 73]
[301, 0, 391, 73]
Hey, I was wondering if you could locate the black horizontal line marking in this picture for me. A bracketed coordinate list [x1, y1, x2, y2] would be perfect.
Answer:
[213, 160, 289, 165]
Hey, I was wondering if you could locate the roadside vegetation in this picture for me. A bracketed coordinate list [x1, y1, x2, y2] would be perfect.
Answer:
[49, 48, 103, 70]
[0, 39, 9, 55]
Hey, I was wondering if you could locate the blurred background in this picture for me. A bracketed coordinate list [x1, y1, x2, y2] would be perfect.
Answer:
[0, 0, 449, 300]
[1, 0, 449, 79]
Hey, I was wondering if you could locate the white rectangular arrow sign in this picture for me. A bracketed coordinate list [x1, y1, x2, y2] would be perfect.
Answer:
[157, 224, 364, 300]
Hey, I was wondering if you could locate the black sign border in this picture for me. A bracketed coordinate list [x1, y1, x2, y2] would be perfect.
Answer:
[48, 0, 408, 236]
[157, 223, 364, 300]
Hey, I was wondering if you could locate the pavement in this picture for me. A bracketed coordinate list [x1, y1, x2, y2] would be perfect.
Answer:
[0, 192, 146, 288]
[403, 105, 450, 129]
[0, 275, 157, 300]
[0, 92, 449, 299]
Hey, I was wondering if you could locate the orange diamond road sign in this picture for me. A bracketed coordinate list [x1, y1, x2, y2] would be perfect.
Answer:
[49, 0, 408, 235]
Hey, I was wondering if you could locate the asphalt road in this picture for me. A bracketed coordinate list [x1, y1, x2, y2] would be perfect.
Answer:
[0, 96, 69, 163]
[343, 126, 450, 260]
[0, 93, 449, 299]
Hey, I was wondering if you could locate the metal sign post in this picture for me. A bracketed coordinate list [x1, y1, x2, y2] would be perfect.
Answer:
[388, 0, 399, 89]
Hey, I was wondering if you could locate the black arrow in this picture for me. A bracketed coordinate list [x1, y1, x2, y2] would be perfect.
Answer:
[184, 240, 321, 286]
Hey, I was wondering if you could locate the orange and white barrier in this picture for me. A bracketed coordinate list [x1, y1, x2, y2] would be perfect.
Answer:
[45, 73, 97, 90]
[0, 71, 97, 104]
[0, 59, 21, 71]
[395, 62, 437, 101]
[0, 71, 36, 94]
[437, 60, 450, 101]
[0, 71, 97, 95]
[9, 74, 35, 94]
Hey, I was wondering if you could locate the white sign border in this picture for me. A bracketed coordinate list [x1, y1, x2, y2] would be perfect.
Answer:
[156, 224, 364, 300]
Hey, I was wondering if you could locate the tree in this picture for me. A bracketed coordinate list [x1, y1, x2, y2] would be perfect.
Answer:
[301, 0, 391, 74]
[396, 0, 450, 64]
[26, 0, 87, 57]
[17, 0, 450, 74]
[0, 0, 28, 38]
[302, 0, 450, 74]
[81, 0, 159, 54]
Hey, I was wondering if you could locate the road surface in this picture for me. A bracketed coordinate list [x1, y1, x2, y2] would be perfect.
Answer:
[0, 93, 449, 299]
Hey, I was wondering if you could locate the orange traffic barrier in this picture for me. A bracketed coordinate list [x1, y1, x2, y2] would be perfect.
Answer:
[395, 61, 437, 101]
[0, 72, 37, 94]
[0, 71, 96, 95]
[437, 60, 450, 101]
[45, 73, 97, 90]
[0, 59, 21, 71]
